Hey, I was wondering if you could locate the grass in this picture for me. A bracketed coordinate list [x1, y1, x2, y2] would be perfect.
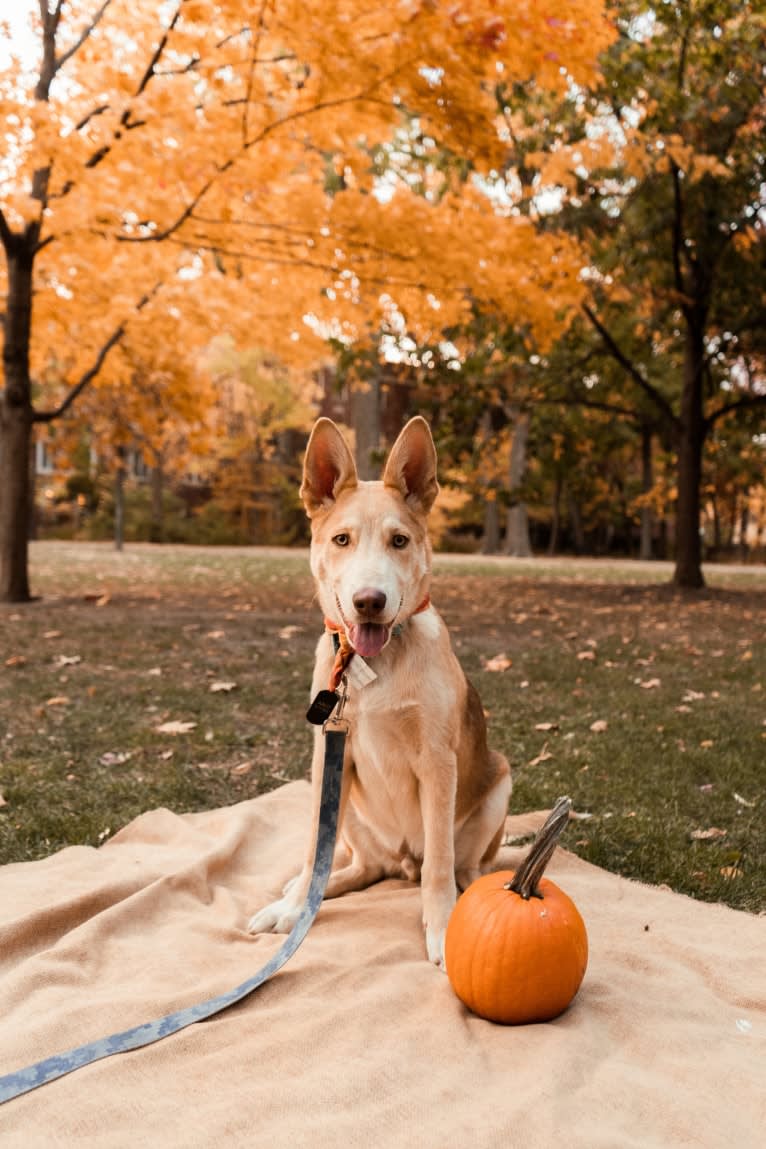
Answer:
[1, 540, 764, 914]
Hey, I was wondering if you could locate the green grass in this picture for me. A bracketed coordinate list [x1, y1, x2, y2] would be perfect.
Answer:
[1, 541, 764, 913]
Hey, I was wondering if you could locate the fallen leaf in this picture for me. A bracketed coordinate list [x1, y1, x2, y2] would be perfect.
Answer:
[590, 719, 608, 733]
[683, 689, 706, 702]
[577, 650, 596, 661]
[159, 749, 174, 760]
[699, 740, 714, 749]
[483, 653, 512, 672]
[99, 751, 133, 766]
[569, 810, 593, 821]
[278, 625, 302, 639]
[96, 593, 111, 608]
[210, 681, 237, 693]
[45, 696, 70, 707]
[689, 827, 727, 842]
[720, 865, 743, 880]
[230, 761, 254, 776]
[155, 720, 197, 735]
[54, 655, 82, 667]
[4, 655, 26, 668]
[43, 630, 62, 640]
[527, 742, 553, 768]
[733, 792, 756, 808]
[740, 649, 753, 662]
[205, 630, 225, 639]
[534, 722, 559, 732]
[147, 667, 163, 677]
[638, 678, 661, 689]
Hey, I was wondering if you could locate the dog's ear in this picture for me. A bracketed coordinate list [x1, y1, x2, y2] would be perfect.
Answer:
[382, 416, 439, 514]
[300, 418, 359, 516]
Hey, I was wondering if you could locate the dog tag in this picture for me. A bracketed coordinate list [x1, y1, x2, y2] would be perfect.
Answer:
[306, 689, 339, 725]
[347, 654, 377, 690]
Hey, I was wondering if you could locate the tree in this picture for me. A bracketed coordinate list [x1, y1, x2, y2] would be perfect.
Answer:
[0, 0, 611, 600]
[525, 0, 766, 586]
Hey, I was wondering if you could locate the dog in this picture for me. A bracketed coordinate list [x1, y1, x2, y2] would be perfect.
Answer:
[248, 416, 511, 967]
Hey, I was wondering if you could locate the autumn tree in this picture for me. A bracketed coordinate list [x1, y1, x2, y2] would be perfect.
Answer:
[521, 0, 766, 586]
[0, 0, 612, 601]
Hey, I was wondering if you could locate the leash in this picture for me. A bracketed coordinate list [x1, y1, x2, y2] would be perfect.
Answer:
[0, 709, 348, 1106]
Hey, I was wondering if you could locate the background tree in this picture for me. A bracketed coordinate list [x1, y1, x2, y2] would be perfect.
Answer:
[0, 0, 611, 601]
[525, 0, 766, 585]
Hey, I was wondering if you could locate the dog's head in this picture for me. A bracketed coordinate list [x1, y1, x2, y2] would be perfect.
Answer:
[301, 417, 439, 657]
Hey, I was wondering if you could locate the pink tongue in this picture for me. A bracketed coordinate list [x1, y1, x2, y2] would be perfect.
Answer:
[349, 623, 389, 658]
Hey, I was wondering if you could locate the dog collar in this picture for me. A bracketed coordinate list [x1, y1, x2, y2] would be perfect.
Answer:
[324, 596, 431, 691]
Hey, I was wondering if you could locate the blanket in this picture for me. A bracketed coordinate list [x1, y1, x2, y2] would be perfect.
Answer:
[0, 782, 763, 1147]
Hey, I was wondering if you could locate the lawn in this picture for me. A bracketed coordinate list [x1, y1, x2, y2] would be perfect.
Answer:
[1, 541, 764, 914]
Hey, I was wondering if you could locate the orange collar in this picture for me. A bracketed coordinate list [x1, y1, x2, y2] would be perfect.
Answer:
[324, 596, 431, 691]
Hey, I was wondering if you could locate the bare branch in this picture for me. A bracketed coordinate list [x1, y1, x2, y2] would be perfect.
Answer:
[161, 236, 430, 290]
[705, 392, 766, 430]
[133, 5, 182, 98]
[582, 304, 680, 431]
[32, 286, 161, 423]
[32, 324, 126, 423]
[115, 65, 409, 245]
[56, 0, 114, 72]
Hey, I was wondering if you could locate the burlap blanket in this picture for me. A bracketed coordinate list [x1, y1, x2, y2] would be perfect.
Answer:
[0, 782, 763, 1147]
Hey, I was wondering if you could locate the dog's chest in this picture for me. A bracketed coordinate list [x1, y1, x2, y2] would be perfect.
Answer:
[347, 701, 426, 854]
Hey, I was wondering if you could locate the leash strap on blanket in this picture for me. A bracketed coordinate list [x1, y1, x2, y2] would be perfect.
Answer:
[0, 726, 347, 1106]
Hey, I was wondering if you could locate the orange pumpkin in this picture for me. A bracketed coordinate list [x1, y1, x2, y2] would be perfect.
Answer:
[445, 798, 588, 1025]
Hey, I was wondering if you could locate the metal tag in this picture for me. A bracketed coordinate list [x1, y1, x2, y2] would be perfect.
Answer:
[306, 689, 339, 725]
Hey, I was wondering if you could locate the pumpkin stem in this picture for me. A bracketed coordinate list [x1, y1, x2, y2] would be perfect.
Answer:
[505, 796, 572, 899]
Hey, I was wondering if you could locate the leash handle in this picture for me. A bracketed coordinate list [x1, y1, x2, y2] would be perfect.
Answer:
[0, 729, 347, 1106]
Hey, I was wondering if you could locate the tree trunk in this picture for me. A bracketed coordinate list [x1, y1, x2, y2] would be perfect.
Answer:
[0, 403, 33, 601]
[548, 473, 562, 556]
[639, 424, 654, 561]
[503, 408, 532, 557]
[739, 500, 750, 562]
[673, 322, 706, 588]
[351, 373, 381, 480]
[481, 497, 501, 554]
[0, 240, 35, 602]
[567, 487, 586, 554]
[150, 460, 164, 543]
[711, 494, 722, 551]
[114, 447, 126, 552]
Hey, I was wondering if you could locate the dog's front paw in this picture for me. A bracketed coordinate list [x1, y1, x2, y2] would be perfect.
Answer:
[247, 897, 301, 936]
[425, 924, 447, 970]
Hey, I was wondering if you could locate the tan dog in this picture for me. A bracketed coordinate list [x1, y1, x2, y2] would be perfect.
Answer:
[248, 416, 511, 966]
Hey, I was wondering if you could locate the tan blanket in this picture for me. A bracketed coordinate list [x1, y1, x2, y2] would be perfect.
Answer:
[0, 782, 763, 1147]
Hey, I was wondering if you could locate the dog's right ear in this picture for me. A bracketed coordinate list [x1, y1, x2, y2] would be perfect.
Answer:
[300, 419, 359, 516]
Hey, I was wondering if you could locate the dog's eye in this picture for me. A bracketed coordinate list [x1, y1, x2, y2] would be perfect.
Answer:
[332, 533, 350, 547]
[391, 533, 409, 549]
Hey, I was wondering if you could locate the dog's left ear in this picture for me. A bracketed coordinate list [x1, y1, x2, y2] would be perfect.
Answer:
[383, 416, 439, 514]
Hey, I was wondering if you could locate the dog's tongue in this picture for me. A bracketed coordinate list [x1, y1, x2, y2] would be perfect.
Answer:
[349, 623, 389, 658]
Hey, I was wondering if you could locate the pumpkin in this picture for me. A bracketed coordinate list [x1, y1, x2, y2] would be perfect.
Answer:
[445, 797, 588, 1025]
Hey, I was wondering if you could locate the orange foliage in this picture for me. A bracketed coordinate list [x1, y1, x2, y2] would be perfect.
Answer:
[0, 0, 613, 414]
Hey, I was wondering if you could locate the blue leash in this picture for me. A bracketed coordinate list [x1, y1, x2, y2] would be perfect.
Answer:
[0, 727, 347, 1105]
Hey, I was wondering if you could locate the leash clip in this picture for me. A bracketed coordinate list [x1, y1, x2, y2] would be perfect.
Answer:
[324, 674, 350, 733]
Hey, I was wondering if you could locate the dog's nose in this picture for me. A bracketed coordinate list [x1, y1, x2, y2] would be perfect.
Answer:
[352, 587, 387, 617]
